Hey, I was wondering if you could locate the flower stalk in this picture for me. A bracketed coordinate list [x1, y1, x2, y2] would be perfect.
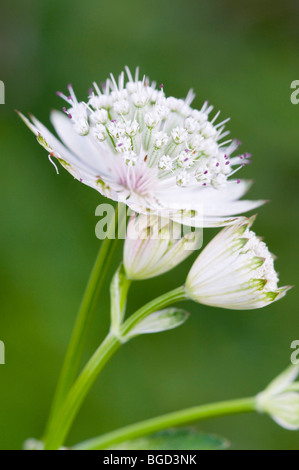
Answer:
[120, 286, 187, 336]
[44, 333, 121, 450]
[73, 397, 256, 450]
[44, 204, 121, 437]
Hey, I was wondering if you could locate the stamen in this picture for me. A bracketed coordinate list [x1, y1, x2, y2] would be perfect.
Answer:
[125, 66, 134, 82]
[93, 82, 102, 96]
[211, 110, 220, 124]
[57, 91, 72, 104]
[67, 84, 77, 103]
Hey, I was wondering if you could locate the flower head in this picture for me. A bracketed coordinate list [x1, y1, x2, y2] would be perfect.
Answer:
[185, 217, 291, 309]
[19, 67, 264, 227]
[124, 213, 202, 280]
[256, 365, 299, 430]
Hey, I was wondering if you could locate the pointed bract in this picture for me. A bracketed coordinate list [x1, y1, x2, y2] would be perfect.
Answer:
[125, 308, 189, 339]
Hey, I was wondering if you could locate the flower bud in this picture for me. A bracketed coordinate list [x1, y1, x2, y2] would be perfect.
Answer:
[124, 213, 202, 280]
[185, 217, 291, 309]
[256, 365, 299, 430]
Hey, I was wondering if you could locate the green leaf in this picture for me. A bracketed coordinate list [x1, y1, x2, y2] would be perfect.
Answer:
[110, 264, 131, 335]
[107, 428, 229, 450]
[126, 308, 189, 339]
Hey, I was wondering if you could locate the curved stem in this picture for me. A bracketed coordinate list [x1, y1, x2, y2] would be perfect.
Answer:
[74, 397, 256, 450]
[44, 286, 187, 449]
[44, 205, 120, 437]
[121, 286, 187, 336]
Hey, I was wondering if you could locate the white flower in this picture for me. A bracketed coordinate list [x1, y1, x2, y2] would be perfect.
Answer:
[171, 126, 188, 145]
[92, 124, 106, 142]
[19, 67, 264, 227]
[144, 111, 161, 129]
[185, 217, 291, 309]
[90, 108, 108, 125]
[158, 155, 173, 171]
[256, 365, 299, 430]
[123, 213, 202, 280]
[153, 131, 169, 149]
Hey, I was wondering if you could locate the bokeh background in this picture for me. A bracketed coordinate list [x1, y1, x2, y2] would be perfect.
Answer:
[0, 0, 298, 450]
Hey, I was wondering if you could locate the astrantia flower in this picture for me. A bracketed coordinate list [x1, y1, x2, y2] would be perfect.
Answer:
[19, 67, 264, 227]
[256, 365, 299, 430]
[124, 213, 202, 280]
[185, 217, 291, 309]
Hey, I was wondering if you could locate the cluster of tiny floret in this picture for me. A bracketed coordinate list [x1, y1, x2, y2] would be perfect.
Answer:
[242, 228, 279, 292]
[57, 67, 250, 189]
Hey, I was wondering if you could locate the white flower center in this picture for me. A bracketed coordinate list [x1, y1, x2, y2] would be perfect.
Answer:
[57, 67, 251, 192]
[244, 229, 279, 291]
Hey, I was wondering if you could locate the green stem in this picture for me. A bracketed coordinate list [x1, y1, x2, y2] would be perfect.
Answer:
[44, 205, 121, 437]
[44, 286, 187, 449]
[44, 333, 121, 450]
[74, 397, 256, 450]
[121, 286, 187, 336]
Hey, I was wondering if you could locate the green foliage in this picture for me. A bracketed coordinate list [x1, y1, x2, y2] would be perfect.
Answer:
[108, 428, 229, 450]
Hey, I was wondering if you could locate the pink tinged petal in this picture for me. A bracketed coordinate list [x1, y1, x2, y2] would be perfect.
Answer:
[49, 111, 111, 175]
[18, 112, 88, 174]
[28, 115, 95, 174]
[19, 112, 116, 196]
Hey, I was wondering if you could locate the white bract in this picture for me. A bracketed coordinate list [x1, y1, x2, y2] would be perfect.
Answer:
[19, 67, 264, 227]
[124, 213, 202, 280]
[256, 365, 299, 430]
[125, 308, 190, 340]
[185, 217, 290, 309]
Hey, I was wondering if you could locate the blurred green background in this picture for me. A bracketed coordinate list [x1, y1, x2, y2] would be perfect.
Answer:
[0, 0, 298, 450]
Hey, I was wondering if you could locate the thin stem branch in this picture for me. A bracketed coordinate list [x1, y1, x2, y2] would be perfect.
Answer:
[121, 286, 187, 336]
[74, 397, 256, 450]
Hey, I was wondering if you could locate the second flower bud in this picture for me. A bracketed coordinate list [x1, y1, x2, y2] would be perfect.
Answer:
[124, 213, 202, 280]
